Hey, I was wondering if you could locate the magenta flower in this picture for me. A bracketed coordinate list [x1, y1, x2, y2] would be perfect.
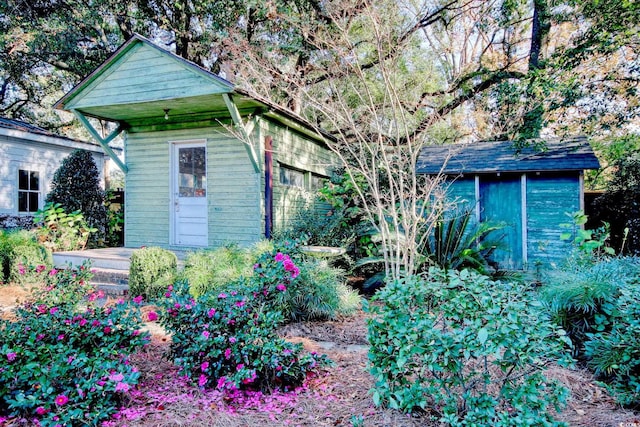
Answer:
[103, 326, 112, 334]
[207, 308, 216, 318]
[57, 334, 65, 341]
[202, 330, 210, 339]
[274, 252, 286, 262]
[229, 336, 237, 344]
[276, 283, 287, 292]
[165, 291, 172, 298]
[218, 292, 227, 299]
[168, 284, 173, 291]
[54, 395, 69, 406]
[6, 352, 16, 362]
[36, 264, 46, 273]
[201, 361, 209, 372]
[235, 299, 245, 308]
[91, 320, 100, 327]
[198, 374, 208, 387]
[115, 382, 130, 392]
[216, 376, 227, 390]
[37, 305, 47, 314]
[49, 307, 59, 315]
[236, 363, 245, 371]
[36, 406, 48, 415]
[133, 295, 144, 304]
[17, 264, 25, 275]
[49, 269, 58, 276]
[147, 311, 158, 321]
[109, 372, 124, 382]
[224, 348, 232, 359]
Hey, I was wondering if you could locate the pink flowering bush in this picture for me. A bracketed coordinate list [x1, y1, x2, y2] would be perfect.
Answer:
[0, 263, 149, 426]
[158, 250, 331, 394]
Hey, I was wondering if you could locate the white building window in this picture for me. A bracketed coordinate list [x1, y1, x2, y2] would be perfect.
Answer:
[18, 169, 40, 213]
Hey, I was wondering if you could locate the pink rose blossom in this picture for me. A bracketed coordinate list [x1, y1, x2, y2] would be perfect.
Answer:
[36, 406, 48, 415]
[235, 300, 245, 308]
[133, 295, 144, 304]
[218, 293, 227, 299]
[6, 352, 16, 362]
[236, 363, 244, 371]
[49, 307, 59, 315]
[216, 377, 227, 389]
[202, 330, 210, 339]
[229, 336, 237, 344]
[147, 311, 158, 321]
[207, 308, 216, 318]
[274, 252, 286, 262]
[201, 361, 209, 372]
[276, 283, 287, 292]
[49, 269, 58, 276]
[224, 348, 232, 359]
[103, 326, 112, 334]
[36, 264, 46, 273]
[18, 264, 26, 275]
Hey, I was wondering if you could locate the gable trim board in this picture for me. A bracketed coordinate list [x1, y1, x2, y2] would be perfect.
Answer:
[419, 139, 600, 270]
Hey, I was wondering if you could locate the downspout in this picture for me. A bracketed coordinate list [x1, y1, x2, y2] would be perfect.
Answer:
[264, 136, 274, 239]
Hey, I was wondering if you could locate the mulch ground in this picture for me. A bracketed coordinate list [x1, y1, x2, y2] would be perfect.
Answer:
[1, 285, 639, 426]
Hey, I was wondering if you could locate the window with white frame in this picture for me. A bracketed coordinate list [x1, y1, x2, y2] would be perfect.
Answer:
[18, 169, 40, 213]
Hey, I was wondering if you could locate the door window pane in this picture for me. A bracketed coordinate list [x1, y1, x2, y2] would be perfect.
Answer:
[178, 147, 206, 197]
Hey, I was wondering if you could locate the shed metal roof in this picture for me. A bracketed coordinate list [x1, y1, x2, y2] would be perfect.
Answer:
[416, 137, 600, 174]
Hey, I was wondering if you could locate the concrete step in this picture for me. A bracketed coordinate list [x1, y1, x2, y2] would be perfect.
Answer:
[94, 283, 130, 297]
[53, 248, 134, 270]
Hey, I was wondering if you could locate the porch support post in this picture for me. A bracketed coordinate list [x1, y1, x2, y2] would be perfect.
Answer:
[222, 93, 260, 173]
[71, 109, 128, 173]
[264, 136, 273, 239]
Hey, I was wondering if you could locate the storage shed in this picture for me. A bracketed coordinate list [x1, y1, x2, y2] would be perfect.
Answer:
[55, 34, 336, 250]
[416, 138, 600, 270]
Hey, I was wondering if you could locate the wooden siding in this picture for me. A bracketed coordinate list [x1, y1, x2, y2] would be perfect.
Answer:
[445, 177, 476, 215]
[526, 174, 579, 265]
[260, 119, 337, 231]
[69, 44, 230, 110]
[124, 125, 261, 249]
[0, 135, 105, 214]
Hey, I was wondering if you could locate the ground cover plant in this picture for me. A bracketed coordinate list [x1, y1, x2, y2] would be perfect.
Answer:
[0, 261, 149, 426]
[367, 268, 573, 425]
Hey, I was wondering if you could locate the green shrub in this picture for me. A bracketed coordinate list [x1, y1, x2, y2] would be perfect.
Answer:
[0, 263, 149, 426]
[34, 202, 96, 252]
[180, 244, 253, 297]
[158, 251, 331, 393]
[0, 229, 51, 284]
[128, 246, 177, 299]
[9, 244, 53, 285]
[45, 149, 108, 247]
[543, 256, 640, 406]
[540, 257, 640, 359]
[367, 268, 571, 425]
[253, 244, 360, 321]
[584, 280, 640, 406]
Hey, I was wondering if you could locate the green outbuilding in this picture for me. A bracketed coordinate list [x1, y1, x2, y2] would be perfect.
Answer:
[55, 34, 336, 250]
[417, 138, 600, 270]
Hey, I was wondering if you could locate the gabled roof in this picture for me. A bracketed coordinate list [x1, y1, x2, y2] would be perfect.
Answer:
[0, 116, 105, 152]
[54, 34, 330, 142]
[416, 137, 600, 174]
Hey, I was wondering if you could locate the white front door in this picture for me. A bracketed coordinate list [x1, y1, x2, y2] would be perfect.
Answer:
[171, 141, 208, 246]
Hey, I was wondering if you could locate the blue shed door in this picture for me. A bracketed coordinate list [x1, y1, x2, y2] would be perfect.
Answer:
[479, 175, 524, 270]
